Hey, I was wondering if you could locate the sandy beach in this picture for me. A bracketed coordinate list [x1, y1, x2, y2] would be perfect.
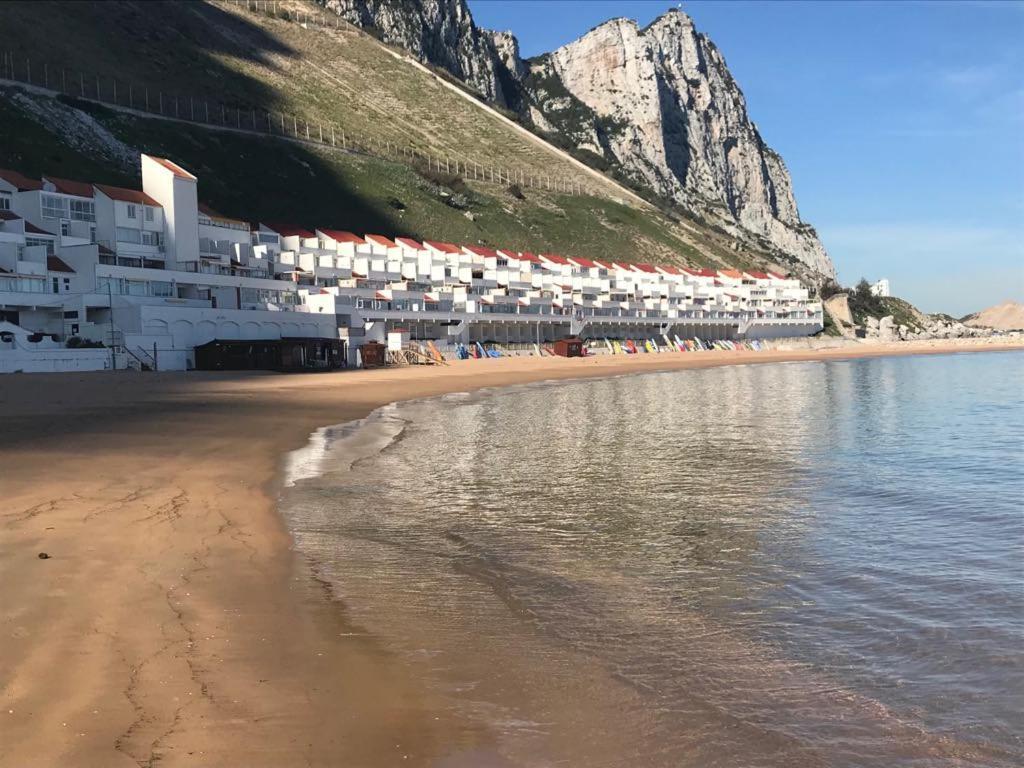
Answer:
[1, 338, 1021, 768]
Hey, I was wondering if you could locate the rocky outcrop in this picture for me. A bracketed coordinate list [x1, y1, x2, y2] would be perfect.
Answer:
[317, 1, 835, 277]
[527, 12, 833, 277]
[860, 314, 992, 342]
[319, 0, 518, 105]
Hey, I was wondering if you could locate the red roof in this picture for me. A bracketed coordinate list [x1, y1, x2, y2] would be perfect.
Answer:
[396, 237, 423, 250]
[592, 260, 611, 269]
[658, 265, 684, 275]
[767, 270, 788, 280]
[0, 211, 19, 221]
[319, 229, 365, 245]
[147, 156, 197, 181]
[47, 256, 75, 273]
[44, 176, 94, 198]
[746, 270, 770, 280]
[517, 251, 541, 264]
[462, 245, 498, 258]
[265, 223, 314, 238]
[612, 261, 635, 271]
[24, 221, 53, 236]
[423, 240, 460, 254]
[696, 268, 718, 278]
[95, 184, 161, 207]
[0, 169, 42, 191]
[198, 202, 247, 227]
[365, 234, 397, 248]
[541, 253, 570, 265]
[633, 263, 659, 274]
[569, 256, 597, 268]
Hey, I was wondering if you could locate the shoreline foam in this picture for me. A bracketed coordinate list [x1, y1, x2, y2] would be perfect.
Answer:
[2, 341, 1021, 766]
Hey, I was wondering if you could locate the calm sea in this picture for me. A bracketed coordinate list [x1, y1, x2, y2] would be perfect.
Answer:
[282, 351, 1024, 767]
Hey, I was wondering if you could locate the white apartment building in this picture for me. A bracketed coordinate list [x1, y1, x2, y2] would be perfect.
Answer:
[0, 154, 822, 373]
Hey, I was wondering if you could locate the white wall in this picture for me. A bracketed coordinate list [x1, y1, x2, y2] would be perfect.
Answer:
[142, 155, 199, 269]
[0, 347, 110, 373]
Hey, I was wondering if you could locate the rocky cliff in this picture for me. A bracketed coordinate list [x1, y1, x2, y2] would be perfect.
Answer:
[319, 0, 519, 105]
[316, 1, 835, 277]
[528, 13, 832, 276]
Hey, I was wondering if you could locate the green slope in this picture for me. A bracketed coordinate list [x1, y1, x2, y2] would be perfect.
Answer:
[0, 0, 803, 274]
[0, 90, 713, 261]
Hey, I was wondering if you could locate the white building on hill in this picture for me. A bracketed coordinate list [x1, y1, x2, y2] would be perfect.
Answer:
[870, 278, 891, 298]
[0, 154, 822, 373]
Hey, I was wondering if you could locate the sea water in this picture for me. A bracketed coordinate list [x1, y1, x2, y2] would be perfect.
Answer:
[281, 351, 1024, 767]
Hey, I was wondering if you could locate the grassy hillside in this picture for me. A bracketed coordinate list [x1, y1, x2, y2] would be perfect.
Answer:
[0, 0, 803, 273]
[0, 89, 717, 261]
[0, 0, 608, 190]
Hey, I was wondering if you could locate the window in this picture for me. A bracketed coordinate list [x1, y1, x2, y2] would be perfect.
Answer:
[25, 237, 55, 256]
[144, 206, 154, 223]
[96, 276, 122, 295]
[116, 227, 142, 244]
[257, 233, 279, 245]
[61, 221, 69, 237]
[0, 194, 10, 211]
[151, 281, 174, 297]
[64, 310, 79, 320]
[41, 194, 67, 220]
[141, 231, 163, 247]
[69, 199, 94, 222]
[126, 204, 137, 219]
[52, 277, 70, 293]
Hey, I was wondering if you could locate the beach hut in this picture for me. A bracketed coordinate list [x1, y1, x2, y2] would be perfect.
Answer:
[359, 340, 387, 368]
[552, 337, 583, 357]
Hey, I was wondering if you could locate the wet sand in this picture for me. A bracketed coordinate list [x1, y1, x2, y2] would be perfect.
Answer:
[1, 339, 1021, 767]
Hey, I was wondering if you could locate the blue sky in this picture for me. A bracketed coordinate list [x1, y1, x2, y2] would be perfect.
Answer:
[469, 1, 1024, 315]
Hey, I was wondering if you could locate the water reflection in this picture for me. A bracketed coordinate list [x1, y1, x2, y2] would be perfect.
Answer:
[282, 352, 1024, 768]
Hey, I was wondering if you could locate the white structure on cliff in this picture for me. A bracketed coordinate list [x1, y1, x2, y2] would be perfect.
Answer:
[870, 279, 891, 298]
[0, 154, 822, 373]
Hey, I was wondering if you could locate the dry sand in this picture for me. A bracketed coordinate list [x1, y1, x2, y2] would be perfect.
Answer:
[1, 339, 1021, 767]
[964, 301, 1024, 331]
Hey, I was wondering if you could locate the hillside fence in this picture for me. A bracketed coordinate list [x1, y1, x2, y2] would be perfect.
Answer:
[0, 47, 592, 197]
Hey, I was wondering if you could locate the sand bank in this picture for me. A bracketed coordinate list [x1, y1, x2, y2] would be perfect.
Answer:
[1, 339, 1021, 767]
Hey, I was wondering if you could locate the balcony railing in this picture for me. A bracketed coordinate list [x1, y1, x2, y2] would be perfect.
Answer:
[0, 276, 48, 293]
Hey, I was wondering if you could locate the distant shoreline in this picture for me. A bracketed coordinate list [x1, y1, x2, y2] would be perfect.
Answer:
[2, 339, 1021, 767]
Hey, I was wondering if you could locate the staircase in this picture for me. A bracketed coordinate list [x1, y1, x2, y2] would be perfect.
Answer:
[124, 346, 157, 372]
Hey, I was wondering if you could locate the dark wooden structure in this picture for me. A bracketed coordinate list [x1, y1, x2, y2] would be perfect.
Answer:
[194, 338, 345, 371]
[359, 340, 387, 368]
[552, 337, 584, 357]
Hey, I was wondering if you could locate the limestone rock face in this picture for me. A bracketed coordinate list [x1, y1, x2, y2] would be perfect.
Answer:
[320, 0, 516, 104]
[529, 12, 833, 277]
[316, 1, 835, 276]
[490, 30, 527, 83]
